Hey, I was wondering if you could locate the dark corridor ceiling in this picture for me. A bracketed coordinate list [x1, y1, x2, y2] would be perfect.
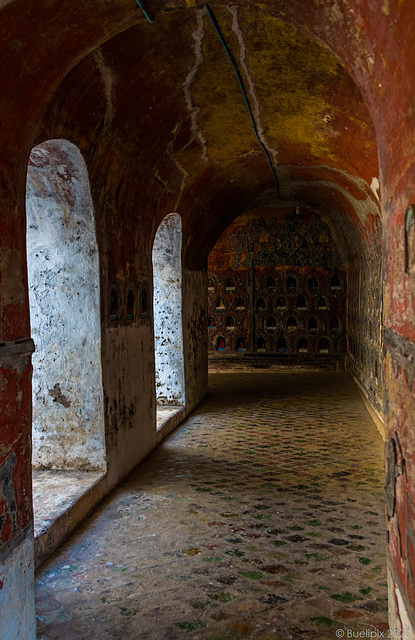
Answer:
[34, 2, 381, 265]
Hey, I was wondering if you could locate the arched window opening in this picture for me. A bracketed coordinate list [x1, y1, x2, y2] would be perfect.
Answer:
[217, 336, 226, 351]
[298, 338, 308, 353]
[152, 213, 185, 407]
[277, 337, 287, 353]
[26, 139, 106, 472]
[235, 296, 245, 310]
[318, 297, 328, 310]
[226, 316, 235, 330]
[110, 287, 119, 322]
[236, 337, 246, 351]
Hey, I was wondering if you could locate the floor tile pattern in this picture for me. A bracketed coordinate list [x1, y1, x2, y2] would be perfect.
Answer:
[35, 371, 387, 640]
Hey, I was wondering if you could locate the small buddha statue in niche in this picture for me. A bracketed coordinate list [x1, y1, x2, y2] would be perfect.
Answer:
[287, 317, 297, 332]
[296, 295, 306, 310]
[287, 277, 297, 292]
[309, 277, 319, 292]
[208, 317, 216, 328]
[319, 339, 329, 353]
[256, 298, 265, 311]
[276, 297, 286, 309]
[330, 274, 341, 290]
[110, 289, 119, 321]
[126, 291, 135, 320]
[277, 338, 287, 353]
[267, 277, 275, 291]
[217, 337, 225, 350]
[309, 317, 318, 332]
[216, 297, 225, 309]
[236, 337, 246, 351]
[330, 317, 339, 331]
[226, 279, 235, 290]
[257, 338, 266, 351]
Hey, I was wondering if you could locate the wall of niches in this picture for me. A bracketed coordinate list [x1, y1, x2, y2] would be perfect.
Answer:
[108, 281, 150, 326]
[347, 251, 383, 414]
[207, 208, 347, 359]
[207, 267, 346, 356]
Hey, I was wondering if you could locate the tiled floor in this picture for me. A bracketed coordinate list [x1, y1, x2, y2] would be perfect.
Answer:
[35, 371, 387, 640]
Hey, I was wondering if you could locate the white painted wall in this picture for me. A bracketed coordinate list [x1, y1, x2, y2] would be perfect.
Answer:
[26, 140, 106, 471]
[0, 533, 36, 640]
[152, 214, 185, 406]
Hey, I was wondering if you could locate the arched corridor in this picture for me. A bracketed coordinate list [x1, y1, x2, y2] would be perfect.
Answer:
[1, 1, 415, 637]
[35, 370, 386, 639]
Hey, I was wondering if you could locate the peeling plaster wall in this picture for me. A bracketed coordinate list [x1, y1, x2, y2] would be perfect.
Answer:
[182, 268, 208, 412]
[102, 323, 156, 489]
[346, 248, 384, 422]
[152, 214, 185, 406]
[0, 532, 36, 640]
[26, 140, 106, 471]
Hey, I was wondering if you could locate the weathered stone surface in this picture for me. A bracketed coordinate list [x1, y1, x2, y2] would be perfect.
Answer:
[153, 213, 185, 406]
[26, 140, 106, 472]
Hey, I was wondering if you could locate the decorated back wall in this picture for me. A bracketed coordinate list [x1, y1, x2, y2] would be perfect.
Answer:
[207, 207, 347, 358]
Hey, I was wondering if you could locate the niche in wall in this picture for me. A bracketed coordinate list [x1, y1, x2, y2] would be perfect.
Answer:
[110, 285, 120, 322]
[126, 288, 135, 321]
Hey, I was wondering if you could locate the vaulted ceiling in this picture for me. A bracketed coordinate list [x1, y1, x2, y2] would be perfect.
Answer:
[4, 0, 409, 269]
